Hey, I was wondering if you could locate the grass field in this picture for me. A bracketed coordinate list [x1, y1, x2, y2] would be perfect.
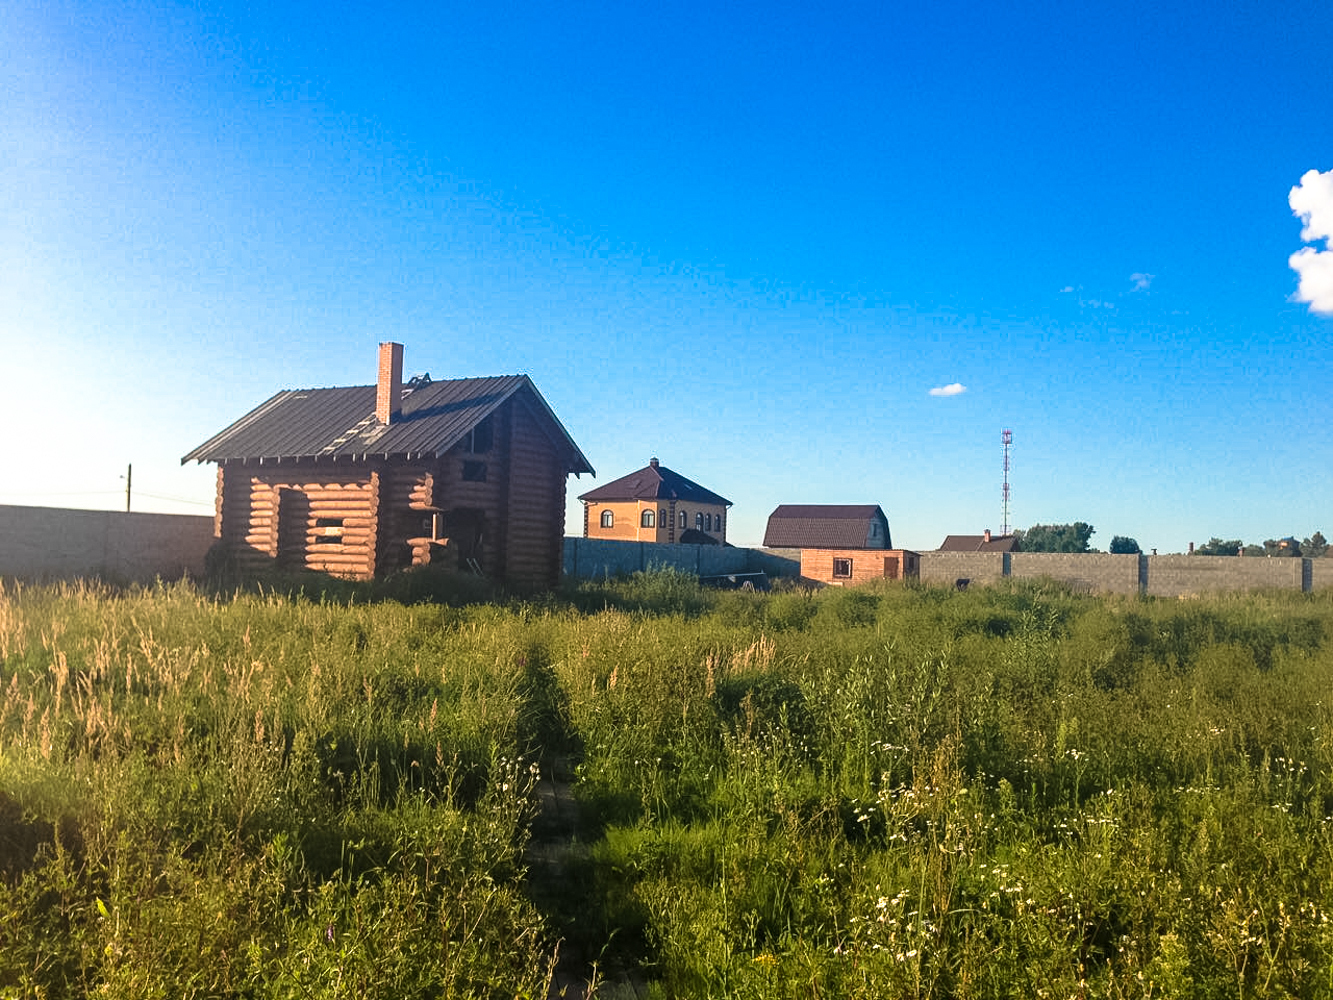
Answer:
[2, 569, 1332, 998]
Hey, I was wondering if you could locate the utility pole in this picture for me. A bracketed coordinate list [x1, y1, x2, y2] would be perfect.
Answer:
[125, 463, 132, 513]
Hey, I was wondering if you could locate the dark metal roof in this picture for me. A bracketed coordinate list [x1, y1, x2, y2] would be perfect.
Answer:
[182, 374, 594, 474]
[763, 504, 891, 549]
[578, 460, 731, 506]
[937, 534, 1020, 553]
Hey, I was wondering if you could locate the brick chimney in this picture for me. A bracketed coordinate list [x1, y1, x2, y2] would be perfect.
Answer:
[649, 457, 659, 468]
[376, 342, 403, 424]
[983, 529, 992, 543]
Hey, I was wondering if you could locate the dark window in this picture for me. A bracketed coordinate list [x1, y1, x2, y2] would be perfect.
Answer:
[679, 510, 687, 529]
[833, 558, 853, 579]
[641, 509, 655, 528]
[705, 513, 712, 531]
[462, 460, 487, 482]
[696, 513, 704, 530]
[466, 417, 493, 454]
[314, 517, 344, 545]
[600, 509, 614, 528]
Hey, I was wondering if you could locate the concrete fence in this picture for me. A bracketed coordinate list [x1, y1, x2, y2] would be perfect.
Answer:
[7, 505, 1326, 598]
[563, 537, 800, 582]
[919, 549, 1329, 596]
[0, 505, 215, 583]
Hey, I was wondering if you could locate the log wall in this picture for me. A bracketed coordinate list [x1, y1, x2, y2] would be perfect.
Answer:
[212, 388, 575, 589]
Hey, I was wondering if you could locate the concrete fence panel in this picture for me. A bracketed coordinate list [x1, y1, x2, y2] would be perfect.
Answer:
[0, 505, 216, 583]
[1145, 555, 1304, 596]
[1010, 552, 1142, 595]
[918, 552, 1007, 588]
[1310, 560, 1333, 591]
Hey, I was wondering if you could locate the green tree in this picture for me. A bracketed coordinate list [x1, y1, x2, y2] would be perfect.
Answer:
[1260, 537, 1301, 557]
[1195, 538, 1242, 556]
[1018, 522, 1095, 553]
[1303, 531, 1328, 558]
[1108, 535, 1141, 554]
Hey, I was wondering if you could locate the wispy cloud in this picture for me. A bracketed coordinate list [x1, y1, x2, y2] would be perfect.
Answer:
[1290, 168, 1333, 315]
[1129, 272, 1154, 292]
[929, 383, 967, 397]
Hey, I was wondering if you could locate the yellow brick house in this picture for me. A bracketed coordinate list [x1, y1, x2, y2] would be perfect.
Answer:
[579, 458, 732, 544]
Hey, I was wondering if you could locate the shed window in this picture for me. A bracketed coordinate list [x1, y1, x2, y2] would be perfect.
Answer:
[641, 509, 655, 528]
[833, 558, 853, 579]
[600, 509, 614, 528]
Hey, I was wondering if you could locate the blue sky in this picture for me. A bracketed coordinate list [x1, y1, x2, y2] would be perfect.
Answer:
[3, 0, 1331, 553]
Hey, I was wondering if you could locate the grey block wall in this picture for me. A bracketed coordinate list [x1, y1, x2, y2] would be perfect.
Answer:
[0, 505, 215, 582]
[1145, 555, 1303, 596]
[1010, 552, 1142, 595]
[1311, 560, 1333, 591]
[561, 538, 802, 581]
[919, 551, 1007, 587]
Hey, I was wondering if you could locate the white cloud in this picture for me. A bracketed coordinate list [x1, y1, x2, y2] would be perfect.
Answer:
[1130, 272, 1154, 292]
[1059, 285, 1074, 293]
[1289, 168, 1333, 315]
[928, 382, 966, 397]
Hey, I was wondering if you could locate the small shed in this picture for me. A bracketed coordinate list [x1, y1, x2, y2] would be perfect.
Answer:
[763, 504, 917, 586]
[182, 343, 593, 590]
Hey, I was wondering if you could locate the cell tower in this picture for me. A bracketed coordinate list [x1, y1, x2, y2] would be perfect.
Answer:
[1001, 429, 1013, 536]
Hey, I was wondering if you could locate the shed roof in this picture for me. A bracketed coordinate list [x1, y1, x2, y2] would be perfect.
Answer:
[763, 504, 890, 549]
[937, 533, 1020, 553]
[578, 459, 731, 507]
[182, 374, 594, 474]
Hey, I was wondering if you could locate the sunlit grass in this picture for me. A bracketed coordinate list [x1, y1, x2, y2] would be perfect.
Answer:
[3, 571, 1333, 996]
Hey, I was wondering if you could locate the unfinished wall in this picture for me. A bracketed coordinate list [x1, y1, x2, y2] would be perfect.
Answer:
[564, 537, 750, 579]
[0, 505, 214, 582]
[1310, 559, 1333, 591]
[917, 550, 1316, 597]
[919, 551, 1007, 588]
[1010, 552, 1142, 595]
[1145, 555, 1304, 596]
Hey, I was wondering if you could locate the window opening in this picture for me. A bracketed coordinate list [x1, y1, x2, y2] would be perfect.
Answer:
[314, 517, 344, 546]
[833, 558, 853, 579]
[600, 509, 614, 528]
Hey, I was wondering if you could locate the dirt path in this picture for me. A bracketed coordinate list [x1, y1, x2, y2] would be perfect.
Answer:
[525, 756, 646, 1000]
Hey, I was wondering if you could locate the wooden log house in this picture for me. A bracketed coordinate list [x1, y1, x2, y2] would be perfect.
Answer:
[183, 343, 594, 590]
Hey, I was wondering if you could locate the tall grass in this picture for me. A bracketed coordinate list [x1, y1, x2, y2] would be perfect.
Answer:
[4, 572, 1333, 996]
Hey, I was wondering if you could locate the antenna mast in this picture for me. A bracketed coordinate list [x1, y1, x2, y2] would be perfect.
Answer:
[1001, 429, 1012, 536]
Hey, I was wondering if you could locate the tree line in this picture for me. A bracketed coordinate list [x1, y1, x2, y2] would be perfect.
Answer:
[1014, 524, 1329, 557]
